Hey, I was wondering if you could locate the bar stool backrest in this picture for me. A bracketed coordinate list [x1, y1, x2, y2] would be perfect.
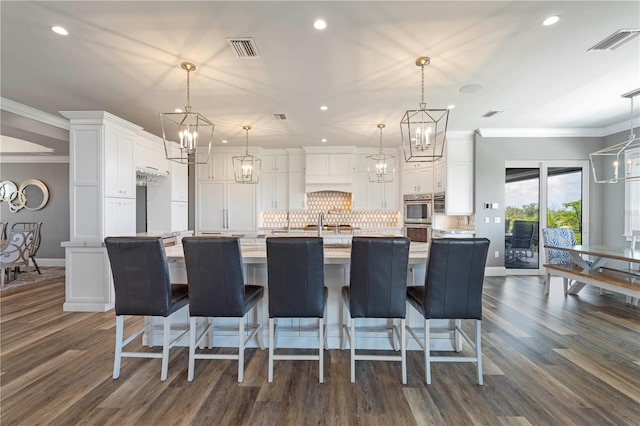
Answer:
[349, 236, 410, 318]
[104, 237, 174, 317]
[182, 236, 246, 317]
[266, 237, 324, 318]
[423, 238, 490, 320]
[11, 222, 42, 256]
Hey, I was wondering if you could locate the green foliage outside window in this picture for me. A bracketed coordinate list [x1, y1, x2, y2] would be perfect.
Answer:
[505, 200, 582, 244]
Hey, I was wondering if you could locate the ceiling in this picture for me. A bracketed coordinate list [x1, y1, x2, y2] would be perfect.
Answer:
[1, 1, 639, 155]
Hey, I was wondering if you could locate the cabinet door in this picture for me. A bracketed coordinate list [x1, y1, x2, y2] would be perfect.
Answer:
[368, 182, 384, 210]
[171, 161, 188, 201]
[105, 198, 135, 237]
[289, 154, 305, 173]
[197, 182, 225, 230]
[434, 162, 446, 191]
[417, 167, 434, 193]
[289, 172, 306, 210]
[275, 172, 288, 210]
[227, 183, 255, 230]
[261, 172, 277, 210]
[120, 199, 136, 235]
[352, 154, 368, 173]
[383, 181, 399, 211]
[171, 201, 188, 231]
[104, 129, 121, 197]
[352, 173, 369, 210]
[402, 170, 418, 194]
[329, 154, 351, 176]
[306, 154, 330, 176]
[446, 162, 473, 215]
[275, 155, 289, 173]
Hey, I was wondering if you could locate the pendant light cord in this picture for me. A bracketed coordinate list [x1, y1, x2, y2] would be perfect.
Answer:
[419, 64, 426, 109]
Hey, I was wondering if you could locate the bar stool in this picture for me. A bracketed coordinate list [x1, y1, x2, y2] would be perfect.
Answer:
[341, 237, 410, 384]
[182, 236, 265, 382]
[266, 237, 327, 383]
[406, 238, 490, 385]
[104, 237, 189, 381]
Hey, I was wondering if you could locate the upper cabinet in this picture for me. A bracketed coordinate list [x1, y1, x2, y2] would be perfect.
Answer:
[287, 149, 306, 211]
[135, 134, 169, 175]
[197, 153, 230, 181]
[402, 163, 433, 195]
[444, 136, 474, 215]
[303, 147, 355, 185]
[261, 152, 289, 211]
[104, 127, 136, 199]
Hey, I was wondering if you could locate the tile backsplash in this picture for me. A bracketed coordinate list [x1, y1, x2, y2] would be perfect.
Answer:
[262, 191, 399, 228]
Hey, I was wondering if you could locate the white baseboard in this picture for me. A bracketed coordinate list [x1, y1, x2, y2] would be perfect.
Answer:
[63, 301, 114, 312]
[34, 258, 65, 267]
[485, 266, 506, 276]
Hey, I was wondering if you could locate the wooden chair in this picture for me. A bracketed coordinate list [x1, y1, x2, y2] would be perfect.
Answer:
[1, 229, 35, 288]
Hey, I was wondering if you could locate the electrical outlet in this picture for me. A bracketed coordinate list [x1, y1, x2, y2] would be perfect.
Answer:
[494, 217, 501, 223]
[484, 217, 490, 224]
[494, 251, 499, 258]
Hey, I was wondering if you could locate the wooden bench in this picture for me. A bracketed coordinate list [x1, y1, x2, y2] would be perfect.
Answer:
[544, 263, 640, 299]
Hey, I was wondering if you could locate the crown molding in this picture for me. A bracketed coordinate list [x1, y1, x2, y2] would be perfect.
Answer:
[0, 155, 69, 163]
[1, 97, 69, 130]
[476, 128, 605, 138]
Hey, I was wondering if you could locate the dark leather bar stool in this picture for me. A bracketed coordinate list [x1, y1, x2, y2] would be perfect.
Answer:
[266, 237, 327, 383]
[406, 238, 490, 385]
[342, 237, 410, 384]
[182, 236, 265, 382]
[105, 237, 189, 381]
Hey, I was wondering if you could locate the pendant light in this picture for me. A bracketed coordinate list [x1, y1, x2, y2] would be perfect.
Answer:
[160, 62, 213, 165]
[590, 88, 640, 183]
[367, 124, 396, 183]
[401, 56, 449, 162]
[232, 125, 261, 184]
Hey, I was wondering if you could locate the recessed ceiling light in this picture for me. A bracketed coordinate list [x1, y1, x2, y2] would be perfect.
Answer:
[321, 138, 327, 143]
[174, 108, 183, 113]
[320, 105, 328, 111]
[221, 140, 228, 144]
[459, 84, 484, 94]
[314, 19, 327, 30]
[542, 15, 561, 26]
[51, 26, 68, 36]
[447, 105, 456, 109]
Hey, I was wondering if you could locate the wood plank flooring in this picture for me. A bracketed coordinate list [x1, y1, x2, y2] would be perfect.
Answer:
[1, 275, 639, 425]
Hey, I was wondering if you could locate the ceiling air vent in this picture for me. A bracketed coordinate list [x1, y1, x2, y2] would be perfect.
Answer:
[482, 110, 503, 118]
[588, 29, 640, 51]
[226, 37, 260, 58]
[272, 113, 287, 121]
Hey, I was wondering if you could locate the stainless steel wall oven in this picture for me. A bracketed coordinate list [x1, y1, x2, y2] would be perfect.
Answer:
[403, 194, 432, 224]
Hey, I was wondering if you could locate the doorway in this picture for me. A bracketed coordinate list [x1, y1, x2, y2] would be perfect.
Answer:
[504, 161, 589, 274]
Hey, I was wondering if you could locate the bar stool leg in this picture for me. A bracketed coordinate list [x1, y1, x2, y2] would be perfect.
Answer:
[425, 318, 431, 385]
[350, 318, 356, 383]
[188, 317, 197, 381]
[318, 317, 324, 383]
[113, 315, 124, 379]
[401, 318, 407, 385]
[161, 316, 171, 381]
[268, 318, 275, 383]
[238, 317, 245, 382]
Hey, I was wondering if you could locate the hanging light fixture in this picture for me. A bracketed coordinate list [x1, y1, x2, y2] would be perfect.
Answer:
[160, 62, 213, 165]
[232, 125, 261, 184]
[401, 56, 449, 162]
[590, 88, 640, 183]
[367, 124, 396, 183]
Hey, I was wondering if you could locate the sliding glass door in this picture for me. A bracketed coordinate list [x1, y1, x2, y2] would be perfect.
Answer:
[504, 161, 589, 274]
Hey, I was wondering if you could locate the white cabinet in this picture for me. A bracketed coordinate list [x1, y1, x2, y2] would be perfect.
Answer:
[135, 134, 169, 175]
[105, 198, 136, 237]
[304, 153, 352, 183]
[261, 153, 288, 211]
[288, 172, 306, 211]
[171, 201, 188, 232]
[403, 165, 433, 194]
[352, 173, 369, 210]
[443, 136, 474, 215]
[434, 160, 446, 192]
[369, 181, 399, 211]
[171, 159, 188, 202]
[196, 151, 256, 233]
[105, 127, 135, 199]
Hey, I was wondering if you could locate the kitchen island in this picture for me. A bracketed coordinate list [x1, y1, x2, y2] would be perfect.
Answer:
[155, 240, 460, 352]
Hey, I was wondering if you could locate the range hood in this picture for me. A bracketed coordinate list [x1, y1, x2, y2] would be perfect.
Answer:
[305, 182, 353, 193]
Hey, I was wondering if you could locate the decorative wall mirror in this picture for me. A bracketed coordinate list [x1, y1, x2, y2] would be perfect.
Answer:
[0, 179, 49, 212]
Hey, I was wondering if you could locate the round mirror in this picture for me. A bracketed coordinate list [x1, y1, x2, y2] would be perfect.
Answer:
[0, 180, 18, 203]
[18, 179, 49, 211]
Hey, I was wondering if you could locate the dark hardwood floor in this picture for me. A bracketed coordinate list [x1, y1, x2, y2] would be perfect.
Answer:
[1, 275, 639, 425]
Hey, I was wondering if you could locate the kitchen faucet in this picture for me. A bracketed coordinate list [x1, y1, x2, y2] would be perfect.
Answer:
[317, 212, 324, 237]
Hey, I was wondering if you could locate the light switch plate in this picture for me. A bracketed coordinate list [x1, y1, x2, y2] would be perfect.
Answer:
[484, 217, 490, 223]
[494, 217, 501, 223]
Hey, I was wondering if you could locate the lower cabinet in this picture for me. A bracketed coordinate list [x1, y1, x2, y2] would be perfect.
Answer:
[171, 201, 188, 232]
[104, 198, 135, 237]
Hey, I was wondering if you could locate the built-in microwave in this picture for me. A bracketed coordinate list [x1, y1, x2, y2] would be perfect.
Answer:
[404, 223, 431, 243]
[433, 192, 445, 214]
[403, 194, 432, 224]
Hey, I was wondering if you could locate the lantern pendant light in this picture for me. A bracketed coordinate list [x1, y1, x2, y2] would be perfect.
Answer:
[232, 125, 261, 184]
[367, 124, 396, 183]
